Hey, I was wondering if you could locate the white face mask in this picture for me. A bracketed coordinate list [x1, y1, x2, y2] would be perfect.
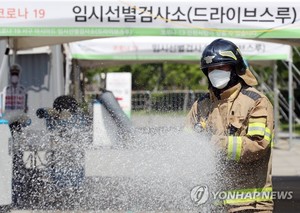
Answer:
[11, 75, 19, 84]
[208, 69, 231, 89]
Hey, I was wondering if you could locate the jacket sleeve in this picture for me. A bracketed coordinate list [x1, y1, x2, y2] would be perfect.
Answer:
[185, 101, 199, 131]
[186, 93, 212, 132]
[213, 96, 274, 164]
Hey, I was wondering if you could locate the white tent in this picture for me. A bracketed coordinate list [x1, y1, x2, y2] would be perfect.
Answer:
[68, 36, 292, 67]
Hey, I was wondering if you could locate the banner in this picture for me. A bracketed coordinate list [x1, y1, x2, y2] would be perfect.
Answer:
[69, 37, 292, 62]
[106, 72, 132, 117]
[0, 1, 299, 38]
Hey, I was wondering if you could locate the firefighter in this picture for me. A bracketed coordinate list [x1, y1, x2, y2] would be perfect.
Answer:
[187, 39, 274, 212]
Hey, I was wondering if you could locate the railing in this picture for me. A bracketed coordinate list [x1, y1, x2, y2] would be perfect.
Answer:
[85, 90, 207, 112]
[131, 90, 207, 112]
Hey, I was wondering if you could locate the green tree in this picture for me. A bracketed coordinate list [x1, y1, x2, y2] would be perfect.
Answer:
[162, 63, 206, 90]
[86, 62, 207, 91]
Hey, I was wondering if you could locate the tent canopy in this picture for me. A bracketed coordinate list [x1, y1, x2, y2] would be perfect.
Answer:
[5, 37, 100, 50]
[68, 36, 292, 68]
[0, 0, 300, 50]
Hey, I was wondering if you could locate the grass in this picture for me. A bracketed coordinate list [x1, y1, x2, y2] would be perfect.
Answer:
[131, 110, 188, 116]
[280, 123, 300, 135]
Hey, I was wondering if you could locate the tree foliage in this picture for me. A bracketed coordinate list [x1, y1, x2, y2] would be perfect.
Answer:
[86, 62, 207, 91]
[85, 47, 300, 93]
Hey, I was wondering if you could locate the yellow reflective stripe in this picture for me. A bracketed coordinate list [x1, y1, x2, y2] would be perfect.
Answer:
[225, 196, 272, 204]
[270, 132, 275, 148]
[235, 137, 242, 161]
[227, 136, 233, 159]
[264, 127, 272, 142]
[223, 187, 273, 204]
[263, 127, 274, 148]
[219, 50, 237, 60]
[247, 122, 266, 136]
[227, 136, 242, 161]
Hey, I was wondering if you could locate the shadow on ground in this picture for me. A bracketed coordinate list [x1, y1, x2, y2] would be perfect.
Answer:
[273, 176, 300, 213]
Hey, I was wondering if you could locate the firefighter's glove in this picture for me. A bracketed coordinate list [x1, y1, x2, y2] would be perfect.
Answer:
[193, 121, 207, 133]
[194, 123, 204, 133]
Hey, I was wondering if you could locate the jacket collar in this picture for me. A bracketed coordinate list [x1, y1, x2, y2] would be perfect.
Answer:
[210, 83, 242, 101]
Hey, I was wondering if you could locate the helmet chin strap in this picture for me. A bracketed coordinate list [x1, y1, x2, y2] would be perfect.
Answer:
[225, 71, 240, 89]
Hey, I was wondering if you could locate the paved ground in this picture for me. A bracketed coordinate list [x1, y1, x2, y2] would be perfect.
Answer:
[273, 135, 300, 176]
[272, 136, 300, 213]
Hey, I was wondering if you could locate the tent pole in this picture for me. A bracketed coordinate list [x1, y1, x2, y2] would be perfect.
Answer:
[273, 62, 279, 147]
[51, 45, 64, 98]
[9, 38, 17, 64]
[288, 60, 293, 149]
[63, 43, 72, 95]
[73, 59, 81, 102]
[0, 46, 9, 89]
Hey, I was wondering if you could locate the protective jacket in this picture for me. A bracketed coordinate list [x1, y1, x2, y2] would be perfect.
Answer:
[187, 82, 274, 212]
